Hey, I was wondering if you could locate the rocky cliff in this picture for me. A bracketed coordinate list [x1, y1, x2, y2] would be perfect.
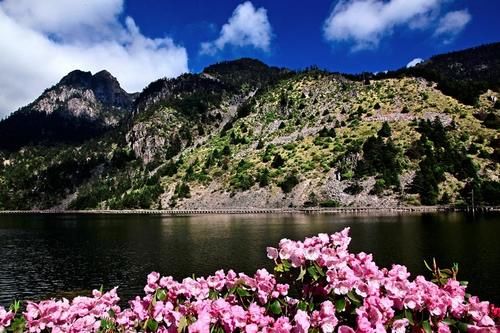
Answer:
[0, 70, 133, 150]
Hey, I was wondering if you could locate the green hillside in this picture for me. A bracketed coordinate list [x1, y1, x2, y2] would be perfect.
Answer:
[0, 45, 499, 210]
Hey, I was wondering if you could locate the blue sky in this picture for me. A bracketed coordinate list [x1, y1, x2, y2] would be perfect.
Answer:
[0, 0, 499, 116]
[124, 0, 500, 73]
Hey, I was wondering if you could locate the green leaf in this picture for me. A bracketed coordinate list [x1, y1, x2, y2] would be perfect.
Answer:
[456, 322, 469, 332]
[393, 313, 404, 320]
[210, 326, 225, 333]
[422, 320, 432, 333]
[177, 316, 189, 333]
[269, 300, 282, 315]
[227, 285, 238, 295]
[335, 298, 346, 312]
[9, 300, 20, 313]
[297, 301, 308, 311]
[275, 262, 290, 273]
[147, 319, 159, 332]
[236, 287, 251, 297]
[296, 266, 306, 281]
[404, 309, 414, 325]
[209, 290, 219, 300]
[309, 302, 315, 312]
[307, 266, 320, 281]
[10, 317, 26, 333]
[442, 318, 456, 326]
[313, 262, 325, 277]
[424, 260, 433, 272]
[347, 291, 361, 305]
[156, 289, 167, 301]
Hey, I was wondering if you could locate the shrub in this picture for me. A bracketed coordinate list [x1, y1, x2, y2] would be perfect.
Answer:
[370, 179, 386, 196]
[278, 174, 299, 193]
[257, 168, 270, 187]
[231, 173, 254, 191]
[236, 102, 252, 118]
[319, 199, 340, 207]
[271, 154, 285, 168]
[480, 181, 500, 205]
[262, 145, 275, 163]
[174, 182, 190, 199]
[304, 192, 319, 207]
[222, 145, 231, 156]
[377, 121, 392, 137]
[158, 161, 178, 177]
[344, 182, 363, 195]
[318, 127, 336, 138]
[355, 135, 401, 189]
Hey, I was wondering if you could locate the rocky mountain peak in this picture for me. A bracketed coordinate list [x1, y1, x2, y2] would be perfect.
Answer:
[57, 69, 131, 107]
[91, 70, 131, 107]
[59, 70, 94, 87]
[0, 69, 134, 151]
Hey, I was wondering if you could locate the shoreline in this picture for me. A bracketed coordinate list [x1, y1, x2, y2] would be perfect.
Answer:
[0, 206, 498, 215]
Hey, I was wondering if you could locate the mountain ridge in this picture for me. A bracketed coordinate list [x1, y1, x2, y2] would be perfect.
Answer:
[0, 42, 499, 210]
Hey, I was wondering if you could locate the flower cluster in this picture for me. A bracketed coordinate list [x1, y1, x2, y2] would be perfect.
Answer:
[0, 228, 498, 332]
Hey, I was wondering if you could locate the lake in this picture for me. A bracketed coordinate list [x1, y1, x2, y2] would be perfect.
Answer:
[0, 212, 499, 307]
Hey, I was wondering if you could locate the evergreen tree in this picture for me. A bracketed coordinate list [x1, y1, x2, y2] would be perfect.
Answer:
[378, 121, 392, 138]
[271, 154, 285, 168]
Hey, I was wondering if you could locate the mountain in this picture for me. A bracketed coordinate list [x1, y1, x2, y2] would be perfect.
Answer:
[0, 43, 499, 210]
[377, 42, 500, 105]
[0, 70, 133, 151]
[202, 58, 292, 89]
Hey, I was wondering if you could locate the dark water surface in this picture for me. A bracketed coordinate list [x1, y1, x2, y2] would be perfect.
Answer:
[0, 212, 499, 306]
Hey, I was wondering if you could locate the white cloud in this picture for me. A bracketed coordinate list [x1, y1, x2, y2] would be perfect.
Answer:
[323, 0, 471, 50]
[0, 0, 188, 117]
[406, 58, 424, 68]
[201, 1, 272, 55]
[434, 9, 471, 42]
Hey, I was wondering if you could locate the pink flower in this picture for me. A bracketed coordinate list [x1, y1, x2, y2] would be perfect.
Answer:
[267, 247, 279, 260]
[437, 322, 451, 333]
[189, 311, 211, 333]
[338, 325, 356, 333]
[0, 228, 498, 333]
[272, 317, 293, 332]
[293, 310, 310, 333]
[391, 319, 409, 333]
[319, 301, 338, 332]
[467, 325, 498, 332]
[245, 323, 258, 333]
[0, 306, 14, 329]
[304, 246, 321, 261]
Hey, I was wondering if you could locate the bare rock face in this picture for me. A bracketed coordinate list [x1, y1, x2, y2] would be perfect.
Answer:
[0, 69, 134, 150]
[126, 121, 167, 164]
[33, 70, 133, 124]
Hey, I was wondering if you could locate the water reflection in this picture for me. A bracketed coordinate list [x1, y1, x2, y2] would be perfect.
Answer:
[0, 212, 498, 306]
